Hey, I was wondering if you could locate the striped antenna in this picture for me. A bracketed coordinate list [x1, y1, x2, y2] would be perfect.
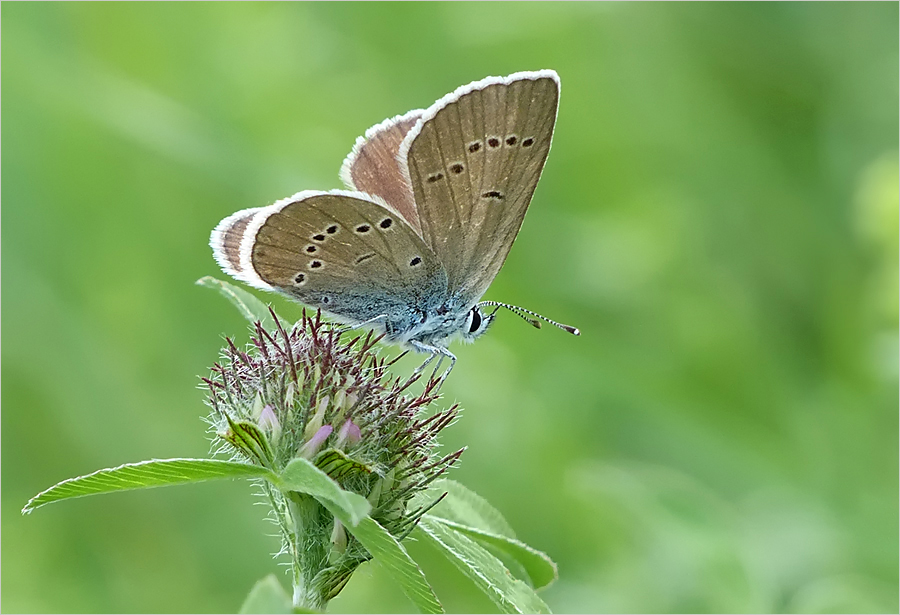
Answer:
[476, 301, 580, 336]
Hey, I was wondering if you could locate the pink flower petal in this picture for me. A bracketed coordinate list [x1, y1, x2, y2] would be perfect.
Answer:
[258, 405, 280, 433]
[299, 424, 333, 459]
[337, 419, 362, 446]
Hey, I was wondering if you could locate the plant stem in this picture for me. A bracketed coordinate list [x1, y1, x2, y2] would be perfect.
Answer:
[286, 492, 328, 612]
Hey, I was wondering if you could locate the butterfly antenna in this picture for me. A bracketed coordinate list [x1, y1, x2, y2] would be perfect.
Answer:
[477, 301, 581, 336]
[486, 303, 541, 329]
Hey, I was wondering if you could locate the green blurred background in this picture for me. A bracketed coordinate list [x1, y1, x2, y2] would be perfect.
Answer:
[3, 3, 898, 613]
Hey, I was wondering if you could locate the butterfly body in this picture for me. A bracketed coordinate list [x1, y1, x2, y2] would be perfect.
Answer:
[211, 70, 575, 375]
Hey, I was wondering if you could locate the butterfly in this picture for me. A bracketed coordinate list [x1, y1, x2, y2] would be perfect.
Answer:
[211, 70, 578, 378]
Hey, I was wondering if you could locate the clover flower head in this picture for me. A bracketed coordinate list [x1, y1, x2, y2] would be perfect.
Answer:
[202, 311, 462, 606]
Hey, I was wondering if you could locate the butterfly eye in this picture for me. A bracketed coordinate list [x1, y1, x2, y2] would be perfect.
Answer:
[467, 308, 483, 334]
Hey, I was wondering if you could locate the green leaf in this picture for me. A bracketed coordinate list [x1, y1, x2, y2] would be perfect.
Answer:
[240, 574, 293, 614]
[222, 417, 276, 468]
[410, 481, 557, 588]
[197, 275, 279, 329]
[277, 458, 370, 526]
[413, 478, 516, 538]
[427, 516, 558, 590]
[23, 458, 275, 514]
[416, 516, 551, 615]
[313, 448, 374, 483]
[321, 501, 444, 615]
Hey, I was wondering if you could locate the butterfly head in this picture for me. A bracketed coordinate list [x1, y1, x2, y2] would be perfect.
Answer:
[460, 305, 497, 343]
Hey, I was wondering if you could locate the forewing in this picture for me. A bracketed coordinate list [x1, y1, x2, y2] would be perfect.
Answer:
[339, 110, 425, 234]
[400, 70, 559, 304]
[231, 190, 447, 327]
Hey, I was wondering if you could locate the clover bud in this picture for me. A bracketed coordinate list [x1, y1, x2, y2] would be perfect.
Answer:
[258, 404, 281, 443]
[298, 424, 332, 460]
[335, 419, 361, 449]
[304, 396, 330, 441]
[203, 313, 462, 609]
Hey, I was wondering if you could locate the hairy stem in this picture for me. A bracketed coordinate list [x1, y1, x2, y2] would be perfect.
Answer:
[286, 492, 329, 612]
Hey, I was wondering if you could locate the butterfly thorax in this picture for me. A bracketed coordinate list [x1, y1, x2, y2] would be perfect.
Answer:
[388, 298, 492, 349]
[402, 313, 467, 346]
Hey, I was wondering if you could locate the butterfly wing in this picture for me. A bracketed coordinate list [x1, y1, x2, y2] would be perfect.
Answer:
[339, 109, 425, 234]
[399, 70, 559, 305]
[211, 190, 447, 334]
[210, 206, 264, 283]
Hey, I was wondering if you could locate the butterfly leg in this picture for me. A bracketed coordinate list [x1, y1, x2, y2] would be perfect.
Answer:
[409, 341, 457, 383]
[433, 348, 457, 384]
[409, 342, 439, 375]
